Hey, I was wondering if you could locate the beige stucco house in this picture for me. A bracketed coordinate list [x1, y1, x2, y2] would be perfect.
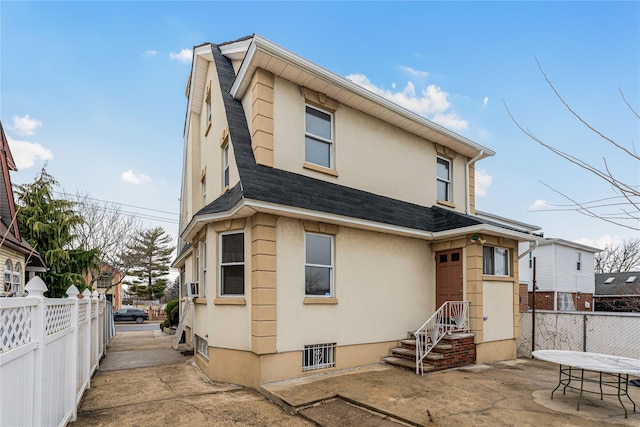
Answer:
[172, 35, 542, 389]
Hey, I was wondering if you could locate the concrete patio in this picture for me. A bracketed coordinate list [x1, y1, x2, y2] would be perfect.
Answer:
[71, 329, 640, 426]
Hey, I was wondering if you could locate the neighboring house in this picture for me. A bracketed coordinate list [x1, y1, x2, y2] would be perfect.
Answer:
[85, 262, 123, 310]
[172, 35, 542, 389]
[594, 272, 640, 312]
[518, 239, 599, 312]
[0, 121, 47, 297]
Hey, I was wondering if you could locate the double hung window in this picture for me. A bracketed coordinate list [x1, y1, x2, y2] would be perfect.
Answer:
[223, 144, 230, 188]
[483, 246, 510, 276]
[220, 232, 244, 295]
[305, 105, 333, 168]
[437, 157, 451, 202]
[305, 233, 333, 297]
[576, 252, 582, 271]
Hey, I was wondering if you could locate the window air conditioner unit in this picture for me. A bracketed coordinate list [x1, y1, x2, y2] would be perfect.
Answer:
[186, 282, 199, 298]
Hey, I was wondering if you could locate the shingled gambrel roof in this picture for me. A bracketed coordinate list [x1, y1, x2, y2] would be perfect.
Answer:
[187, 42, 536, 239]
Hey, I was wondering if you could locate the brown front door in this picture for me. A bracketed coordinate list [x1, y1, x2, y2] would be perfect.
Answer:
[436, 249, 463, 308]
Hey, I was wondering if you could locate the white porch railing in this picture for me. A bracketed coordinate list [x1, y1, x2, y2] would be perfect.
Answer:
[414, 301, 470, 375]
[0, 277, 113, 427]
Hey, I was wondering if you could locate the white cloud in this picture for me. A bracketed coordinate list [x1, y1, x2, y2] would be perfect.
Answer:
[400, 66, 429, 78]
[346, 73, 469, 130]
[11, 114, 42, 136]
[575, 235, 626, 250]
[6, 135, 53, 169]
[169, 48, 192, 64]
[483, 97, 488, 107]
[121, 169, 151, 184]
[529, 200, 550, 210]
[143, 50, 158, 58]
[474, 168, 493, 197]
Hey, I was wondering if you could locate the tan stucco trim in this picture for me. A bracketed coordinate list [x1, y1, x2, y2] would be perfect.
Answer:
[303, 297, 338, 305]
[435, 143, 457, 159]
[303, 162, 339, 177]
[213, 297, 246, 305]
[251, 213, 277, 354]
[212, 218, 246, 232]
[302, 87, 338, 111]
[436, 199, 456, 209]
[194, 298, 207, 305]
[475, 339, 516, 363]
[198, 340, 397, 388]
[219, 127, 229, 147]
[251, 69, 274, 167]
[302, 221, 339, 235]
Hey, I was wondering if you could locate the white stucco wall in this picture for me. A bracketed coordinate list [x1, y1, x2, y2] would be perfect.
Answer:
[271, 77, 469, 211]
[275, 217, 434, 352]
[482, 280, 514, 342]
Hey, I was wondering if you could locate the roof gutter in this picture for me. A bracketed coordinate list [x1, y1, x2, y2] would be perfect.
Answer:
[518, 240, 539, 260]
[465, 150, 483, 215]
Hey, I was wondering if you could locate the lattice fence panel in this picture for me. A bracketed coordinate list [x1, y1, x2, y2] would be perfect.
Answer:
[78, 303, 87, 323]
[0, 306, 32, 353]
[45, 304, 72, 336]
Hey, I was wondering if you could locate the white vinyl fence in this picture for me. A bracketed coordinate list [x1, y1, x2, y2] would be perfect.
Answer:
[518, 310, 640, 359]
[0, 276, 114, 427]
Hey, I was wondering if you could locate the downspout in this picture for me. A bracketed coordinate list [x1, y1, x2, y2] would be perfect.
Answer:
[466, 150, 484, 215]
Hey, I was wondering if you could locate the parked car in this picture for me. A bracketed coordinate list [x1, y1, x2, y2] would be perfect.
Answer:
[113, 308, 149, 323]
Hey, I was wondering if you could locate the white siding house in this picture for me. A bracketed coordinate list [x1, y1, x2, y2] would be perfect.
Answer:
[519, 239, 599, 311]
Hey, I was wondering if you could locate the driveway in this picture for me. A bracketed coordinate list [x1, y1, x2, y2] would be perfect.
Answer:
[70, 330, 310, 426]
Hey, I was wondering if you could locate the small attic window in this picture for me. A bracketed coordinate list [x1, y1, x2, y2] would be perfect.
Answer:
[626, 276, 637, 283]
[604, 277, 615, 284]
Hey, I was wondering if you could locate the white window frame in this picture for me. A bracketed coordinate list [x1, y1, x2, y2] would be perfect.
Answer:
[558, 292, 576, 311]
[528, 252, 533, 269]
[304, 232, 334, 297]
[304, 104, 334, 169]
[196, 335, 209, 360]
[206, 86, 212, 123]
[219, 231, 245, 296]
[483, 246, 510, 276]
[201, 241, 207, 297]
[194, 246, 200, 296]
[576, 252, 582, 271]
[436, 156, 451, 202]
[4, 259, 12, 293]
[223, 143, 230, 188]
[201, 175, 206, 206]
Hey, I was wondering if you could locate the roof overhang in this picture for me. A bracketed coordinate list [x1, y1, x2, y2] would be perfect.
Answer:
[229, 34, 495, 161]
[181, 198, 542, 245]
[535, 238, 602, 253]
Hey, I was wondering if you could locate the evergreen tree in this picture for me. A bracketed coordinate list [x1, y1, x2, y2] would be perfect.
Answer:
[15, 168, 99, 297]
[124, 227, 173, 300]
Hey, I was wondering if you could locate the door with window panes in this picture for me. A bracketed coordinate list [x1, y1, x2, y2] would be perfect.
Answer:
[436, 249, 463, 308]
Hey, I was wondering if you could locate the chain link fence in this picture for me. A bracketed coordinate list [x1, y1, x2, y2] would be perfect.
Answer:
[518, 310, 640, 359]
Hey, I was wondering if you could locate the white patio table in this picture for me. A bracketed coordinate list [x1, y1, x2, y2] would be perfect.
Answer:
[533, 349, 640, 418]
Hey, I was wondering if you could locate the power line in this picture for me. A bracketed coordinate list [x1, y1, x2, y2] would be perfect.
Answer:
[54, 191, 179, 217]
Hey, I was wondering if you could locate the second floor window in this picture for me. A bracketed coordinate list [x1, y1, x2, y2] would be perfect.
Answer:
[223, 144, 230, 188]
[201, 241, 207, 297]
[220, 232, 244, 295]
[576, 252, 582, 271]
[437, 157, 451, 202]
[305, 105, 333, 168]
[483, 246, 509, 276]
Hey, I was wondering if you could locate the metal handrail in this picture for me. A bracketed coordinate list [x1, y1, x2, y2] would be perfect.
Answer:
[414, 301, 470, 375]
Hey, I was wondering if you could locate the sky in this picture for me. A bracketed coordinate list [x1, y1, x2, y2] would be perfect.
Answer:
[1, 1, 638, 255]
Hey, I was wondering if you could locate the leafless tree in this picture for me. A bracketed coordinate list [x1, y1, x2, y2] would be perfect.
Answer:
[595, 238, 640, 273]
[68, 191, 145, 289]
[504, 58, 639, 232]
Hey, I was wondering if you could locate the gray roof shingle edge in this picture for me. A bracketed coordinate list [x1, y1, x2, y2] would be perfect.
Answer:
[194, 42, 530, 236]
